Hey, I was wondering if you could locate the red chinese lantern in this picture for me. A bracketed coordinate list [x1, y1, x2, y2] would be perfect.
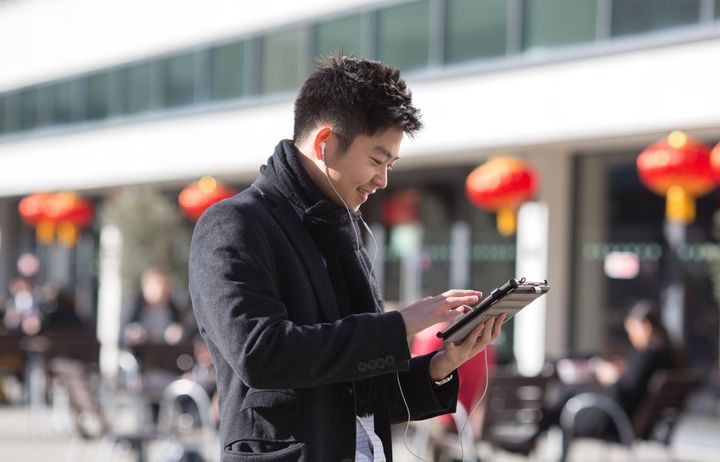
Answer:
[44, 192, 94, 247]
[19, 193, 51, 226]
[19, 193, 54, 245]
[637, 131, 714, 224]
[710, 141, 720, 182]
[466, 156, 538, 236]
[382, 190, 419, 226]
[179, 176, 235, 222]
[18, 192, 94, 246]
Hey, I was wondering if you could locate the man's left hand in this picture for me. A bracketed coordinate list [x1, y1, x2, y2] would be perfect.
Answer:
[428, 314, 505, 381]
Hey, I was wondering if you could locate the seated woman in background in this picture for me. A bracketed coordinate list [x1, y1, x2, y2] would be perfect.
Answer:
[600, 300, 681, 421]
[547, 299, 682, 439]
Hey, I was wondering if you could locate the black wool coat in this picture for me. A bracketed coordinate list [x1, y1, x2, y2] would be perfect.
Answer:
[189, 181, 459, 462]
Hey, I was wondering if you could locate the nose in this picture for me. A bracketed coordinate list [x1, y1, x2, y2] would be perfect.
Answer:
[373, 168, 389, 190]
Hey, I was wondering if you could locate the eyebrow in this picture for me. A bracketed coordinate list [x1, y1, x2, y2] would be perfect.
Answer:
[373, 146, 400, 162]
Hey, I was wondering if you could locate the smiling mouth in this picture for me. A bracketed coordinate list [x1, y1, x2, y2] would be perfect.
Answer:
[358, 188, 374, 201]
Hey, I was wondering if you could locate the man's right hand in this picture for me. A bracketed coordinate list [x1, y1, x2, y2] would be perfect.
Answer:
[399, 289, 482, 338]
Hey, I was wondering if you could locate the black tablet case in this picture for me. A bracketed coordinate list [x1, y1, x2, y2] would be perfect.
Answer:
[437, 277, 550, 343]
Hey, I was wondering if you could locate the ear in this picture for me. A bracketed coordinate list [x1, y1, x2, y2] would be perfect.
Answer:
[313, 127, 332, 161]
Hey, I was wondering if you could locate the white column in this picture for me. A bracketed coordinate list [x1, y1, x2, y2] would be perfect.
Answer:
[97, 225, 123, 380]
[449, 221, 471, 289]
[399, 224, 423, 308]
[513, 201, 549, 376]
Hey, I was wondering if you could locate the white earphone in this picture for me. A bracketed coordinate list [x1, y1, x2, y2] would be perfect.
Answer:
[320, 142, 326, 161]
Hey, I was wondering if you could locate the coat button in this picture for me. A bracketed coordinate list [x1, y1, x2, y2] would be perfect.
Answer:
[357, 362, 368, 372]
[367, 359, 378, 370]
[385, 355, 395, 366]
[376, 358, 386, 369]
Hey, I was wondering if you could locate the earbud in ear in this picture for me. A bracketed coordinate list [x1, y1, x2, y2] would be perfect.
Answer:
[320, 142, 326, 161]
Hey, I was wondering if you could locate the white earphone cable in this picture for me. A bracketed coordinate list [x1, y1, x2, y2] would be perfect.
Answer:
[360, 217, 377, 270]
[323, 160, 360, 249]
[397, 371, 428, 462]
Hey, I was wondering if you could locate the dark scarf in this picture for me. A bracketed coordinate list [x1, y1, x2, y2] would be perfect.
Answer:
[254, 139, 397, 417]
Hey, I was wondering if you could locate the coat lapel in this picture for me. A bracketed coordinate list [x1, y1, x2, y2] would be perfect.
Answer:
[251, 183, 342, 322]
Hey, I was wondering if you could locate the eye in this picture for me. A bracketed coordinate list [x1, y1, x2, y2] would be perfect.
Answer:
[371, 158, 382, 166]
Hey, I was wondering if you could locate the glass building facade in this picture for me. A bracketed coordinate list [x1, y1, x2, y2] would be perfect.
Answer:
[1, 0, 717, 138]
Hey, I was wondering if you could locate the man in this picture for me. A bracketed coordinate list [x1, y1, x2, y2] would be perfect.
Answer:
[189, 54, 503, 461]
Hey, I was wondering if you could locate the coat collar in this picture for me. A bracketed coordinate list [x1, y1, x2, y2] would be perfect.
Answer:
[251, 181, 342, 322]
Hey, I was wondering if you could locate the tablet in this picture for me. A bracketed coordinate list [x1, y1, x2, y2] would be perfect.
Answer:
[436, 277, 550, 343]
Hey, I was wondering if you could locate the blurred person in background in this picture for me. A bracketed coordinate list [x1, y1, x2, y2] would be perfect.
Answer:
[2, 253, 44, 335]
[122, 267, 184, 346]
[122, 267, 188, 423]
[190, 54, 505, 461]
[3, 276, 43, 336]
[38, 284, 87, 331]
[546, 299, 682, 439]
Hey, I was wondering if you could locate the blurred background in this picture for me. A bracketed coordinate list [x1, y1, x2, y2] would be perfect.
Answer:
[1, 0, 719, 461]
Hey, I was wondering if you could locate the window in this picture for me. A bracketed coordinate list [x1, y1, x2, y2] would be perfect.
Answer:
[86, 72, 110, 120]
[210, 41, 246, 100]
[612, 0, 701, 37]
[20, 87, 37, 131]
[164, 52, 197, 107]
[524, 0, 597, 50]
[52, 81, 74, 124]
[3, 92, 20, 132]
[445, 0, 507, 64]
[378, 0, 430, 72]
[315, 14, 363, 58]
[716, 0, 720, 19]
[0, 95, 6, 134]
[261, 28, 305, 94]
[124, 61, 162, 114]
[35, 85, 53, 127]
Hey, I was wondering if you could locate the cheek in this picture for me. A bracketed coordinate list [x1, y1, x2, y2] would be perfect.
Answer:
[359, 165, 379, 184]
[342, 167, 370, 188]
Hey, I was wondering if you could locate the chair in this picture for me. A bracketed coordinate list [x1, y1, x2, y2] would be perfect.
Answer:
[405, 367, 552, 461]
[632, 369, 701, 442]
[49, 356, 160, 462]
[481, 370, 552, 458]
[131, 342, 195, 375]
[155, 378, 218, 461]
[0, 330, 25, 379]
[52, 356, 218, 462]
[559, 369, 702, 462]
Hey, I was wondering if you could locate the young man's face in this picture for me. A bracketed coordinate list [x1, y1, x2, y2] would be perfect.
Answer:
[322, 127, 403, 211]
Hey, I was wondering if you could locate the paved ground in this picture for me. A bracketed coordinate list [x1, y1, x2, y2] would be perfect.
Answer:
[0, 405, 718, 461]
[391, 418, 718, 462]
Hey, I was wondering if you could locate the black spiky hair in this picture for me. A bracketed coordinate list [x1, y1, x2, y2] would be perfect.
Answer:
[293, 53, 422, 152]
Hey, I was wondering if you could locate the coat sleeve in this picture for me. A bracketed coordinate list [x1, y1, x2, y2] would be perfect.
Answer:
[389, 351, 459, 423]
[189, 200, 412, 390]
